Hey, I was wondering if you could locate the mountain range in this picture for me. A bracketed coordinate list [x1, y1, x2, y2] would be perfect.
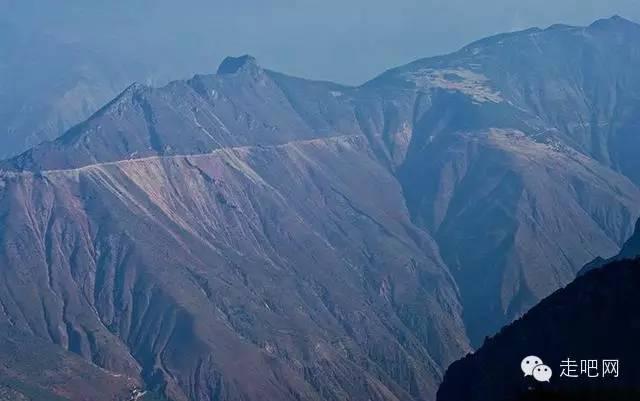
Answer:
[0, 15, 639, 401]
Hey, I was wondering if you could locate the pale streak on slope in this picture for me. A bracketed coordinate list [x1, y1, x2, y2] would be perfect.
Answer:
[24, 135, 359, 175]
[1, 136, 365, 264]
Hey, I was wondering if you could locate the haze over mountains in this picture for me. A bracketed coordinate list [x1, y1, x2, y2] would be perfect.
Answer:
[0, 15, 640, 401]
[0, 22, 153, 160]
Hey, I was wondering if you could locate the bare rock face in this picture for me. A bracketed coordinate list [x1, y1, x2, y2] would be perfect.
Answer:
[0, 134, 469, 400]
[1, 16, 640, 401]
[0, 49, 474, 401]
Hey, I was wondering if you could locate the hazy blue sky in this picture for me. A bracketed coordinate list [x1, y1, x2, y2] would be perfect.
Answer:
[2, 0, 640, 84]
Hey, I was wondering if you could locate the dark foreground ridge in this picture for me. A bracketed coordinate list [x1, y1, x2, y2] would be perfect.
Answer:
[437, 221, 640, 401]
[514, 388, 640, 401]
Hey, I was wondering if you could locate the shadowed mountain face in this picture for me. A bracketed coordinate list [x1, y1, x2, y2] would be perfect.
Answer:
[1, 16, 640, 401]
[436, 221, 640, 401]
[580, 218, 640, 274]
[0, 23, 149, 160]
[617, 219, 640, 258]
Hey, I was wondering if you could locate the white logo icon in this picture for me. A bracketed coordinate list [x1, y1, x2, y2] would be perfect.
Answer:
[533, 364, 553, 382]
[521, 355, 543, 376]
[521, 356, 552, 382]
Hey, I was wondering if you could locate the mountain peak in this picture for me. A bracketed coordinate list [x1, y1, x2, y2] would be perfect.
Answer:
[589, 15, 639, 30]
[217, 55, 260, 74]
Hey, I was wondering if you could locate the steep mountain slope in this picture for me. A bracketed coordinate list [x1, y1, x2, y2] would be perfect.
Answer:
[0, 134, 469, 399]
[437, 221, 640, 401]
[0, 324, 140, 401]
[0, 23, 148, 159]
[616, 218, 640, 258]
[2, 17, 640, 401]
[364, 16, 640, 343]
[375, 15, 640, 184]
[399, 125, 639, 343]
[7, 22, 640, 348]
[580, 217, 640, 274]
